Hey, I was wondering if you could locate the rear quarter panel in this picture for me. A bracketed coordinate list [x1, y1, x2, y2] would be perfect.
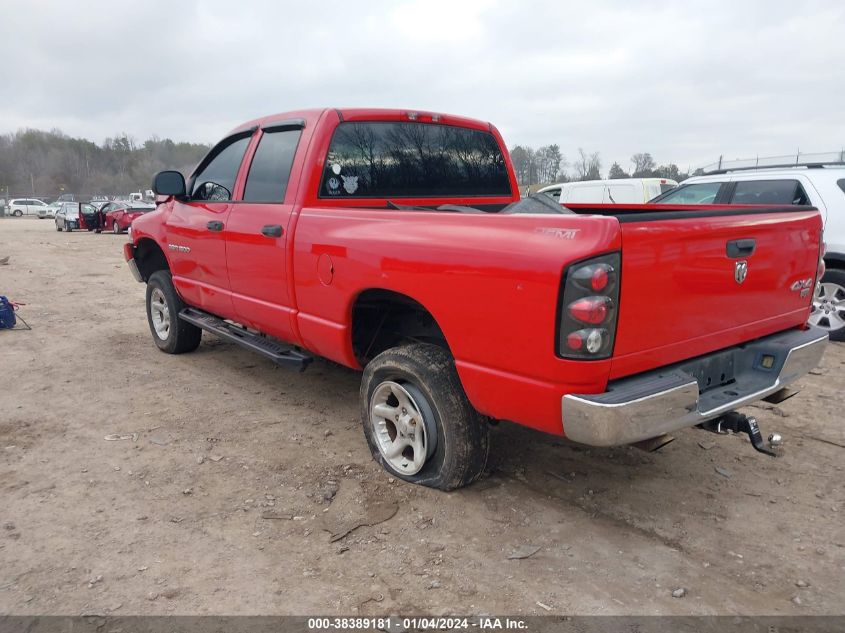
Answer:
[291, 209, 621, 433]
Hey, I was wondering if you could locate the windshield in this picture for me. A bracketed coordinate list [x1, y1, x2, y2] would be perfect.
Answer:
[63, 206, 79, 217]
[654, 182, 721, 204]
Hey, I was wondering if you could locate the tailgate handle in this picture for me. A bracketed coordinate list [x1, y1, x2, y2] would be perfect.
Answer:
[726, 238, 756, 258]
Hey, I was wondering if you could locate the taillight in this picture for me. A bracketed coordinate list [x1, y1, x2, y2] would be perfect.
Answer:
[558, 252, 620, 359]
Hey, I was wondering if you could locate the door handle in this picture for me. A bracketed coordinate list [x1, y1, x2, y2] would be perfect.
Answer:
[207, 220, 224, 232]
[726, 238, 756, 258]
[261, 224, 283, 238]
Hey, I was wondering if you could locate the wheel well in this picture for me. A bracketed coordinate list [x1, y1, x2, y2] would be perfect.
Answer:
[824, 252, 845, 270]
[351, 289, 448, 365]
[134, 238, 170, 281]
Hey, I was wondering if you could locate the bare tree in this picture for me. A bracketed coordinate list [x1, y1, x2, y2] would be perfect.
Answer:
[574, 148, 602, 181]
[630, 152, 656, 177]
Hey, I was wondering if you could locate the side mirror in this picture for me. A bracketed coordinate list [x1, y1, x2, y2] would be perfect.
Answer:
[152, 171, 186, 197]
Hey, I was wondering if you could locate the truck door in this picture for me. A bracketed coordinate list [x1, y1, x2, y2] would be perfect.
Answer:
[224, 122, 304, 343]
[165, 130, 254, 320]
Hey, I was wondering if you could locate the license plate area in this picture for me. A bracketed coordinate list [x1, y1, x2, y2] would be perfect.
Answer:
[678, 349, 736, 393]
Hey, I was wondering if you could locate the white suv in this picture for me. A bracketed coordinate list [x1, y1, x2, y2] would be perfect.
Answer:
[653, 163, 845, 340]
[6, 198, 49, 217]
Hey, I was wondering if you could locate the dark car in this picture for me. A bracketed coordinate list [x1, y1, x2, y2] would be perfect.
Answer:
[55, 202, 82, 231]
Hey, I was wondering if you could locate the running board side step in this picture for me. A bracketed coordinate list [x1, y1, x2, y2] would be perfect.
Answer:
[179, 308, 312, 372]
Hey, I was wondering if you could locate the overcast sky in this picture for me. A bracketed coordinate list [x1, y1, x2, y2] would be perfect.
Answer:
[1, 0, 843, 173]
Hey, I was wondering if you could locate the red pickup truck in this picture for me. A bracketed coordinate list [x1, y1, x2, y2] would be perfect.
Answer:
[125, 108, 828, 490]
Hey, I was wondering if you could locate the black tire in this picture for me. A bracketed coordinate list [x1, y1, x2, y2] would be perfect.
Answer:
[360, 343, 489, 490]
[55, 223, 61, 232]
[64, 225, 71, 232]
[113, 222, 121, 234]
[817, 268, 845, 341]
[145, 270, 202, 354]
[13, 210, 22, 217]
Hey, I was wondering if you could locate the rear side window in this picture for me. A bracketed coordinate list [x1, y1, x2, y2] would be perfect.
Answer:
[190, 134, 251, 201]
[654, 182, 721, 204]
[319, 122, 511, 198]
[543, 189, 561, 201]
[731, 180, 809, 205]
[243, 129, 302, 202]
[837, 179, 845, 195]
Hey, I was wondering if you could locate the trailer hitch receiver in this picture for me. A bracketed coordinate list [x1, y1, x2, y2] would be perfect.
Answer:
[700, 412, 780, 457]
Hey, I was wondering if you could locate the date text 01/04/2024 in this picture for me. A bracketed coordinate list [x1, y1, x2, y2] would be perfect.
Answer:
[307, 617, 528, 630]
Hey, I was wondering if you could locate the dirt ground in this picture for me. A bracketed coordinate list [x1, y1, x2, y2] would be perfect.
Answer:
[1, 218, 843, 617]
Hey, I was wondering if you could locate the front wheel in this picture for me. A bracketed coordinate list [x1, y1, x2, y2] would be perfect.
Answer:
[113, 222, 121, 234]
[145, 270, 202, 354]
[360, 344, 489, 490]
[810, 268, 845, 341]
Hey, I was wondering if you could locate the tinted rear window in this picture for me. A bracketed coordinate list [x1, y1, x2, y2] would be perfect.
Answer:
[244, 129, 302, 202]
[732, 179, 808, 205]
[319, 122, 511, 198]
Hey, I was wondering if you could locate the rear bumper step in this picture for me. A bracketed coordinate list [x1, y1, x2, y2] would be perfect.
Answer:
[179, 308, 312, 371]
[561, 326, 828, 446]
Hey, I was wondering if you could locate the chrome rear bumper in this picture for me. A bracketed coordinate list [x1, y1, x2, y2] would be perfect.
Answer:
[562, 326, 828, 446]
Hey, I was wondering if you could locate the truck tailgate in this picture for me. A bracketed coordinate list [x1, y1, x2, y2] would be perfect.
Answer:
[609, 206, 822, 379]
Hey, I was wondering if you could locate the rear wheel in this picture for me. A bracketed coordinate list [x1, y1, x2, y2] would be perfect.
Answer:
[13, 210, 22, 217]
[55, 222, 61, 232]
[113, 222, 121, 234]
[145, 270, 202, 354]
[810, 268, 845, 341]
[360, 343, 489, 490]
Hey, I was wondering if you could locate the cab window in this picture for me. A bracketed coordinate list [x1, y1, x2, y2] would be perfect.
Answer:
[731, 180, 809, 205]
[190, 134, 252, 201]
[654, 182, 721, 204]
[243, 129, 302, 202]
[543, 188, 561, 201]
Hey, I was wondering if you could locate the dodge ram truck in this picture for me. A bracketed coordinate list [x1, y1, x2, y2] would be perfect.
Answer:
[124, 108, 828, 490]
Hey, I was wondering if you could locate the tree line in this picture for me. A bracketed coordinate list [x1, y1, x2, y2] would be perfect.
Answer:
[510, 146, 700, 187]
[0, 126, 702, 198]
[0, 128, 210, 198]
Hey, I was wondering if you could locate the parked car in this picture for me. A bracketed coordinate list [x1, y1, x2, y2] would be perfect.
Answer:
[54, 202, 81, 231]
[101, 200, 156, 233]
[7, 198, 50, 217]
[40, 201, 63, 219]
[652, 163, 845, 340]
[124, 108, 826, 490]
[539, 178, 677, 204]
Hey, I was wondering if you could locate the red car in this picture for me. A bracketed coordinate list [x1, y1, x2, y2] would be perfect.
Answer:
[124, 108, 828, 489]
[101, 201, 155, 234]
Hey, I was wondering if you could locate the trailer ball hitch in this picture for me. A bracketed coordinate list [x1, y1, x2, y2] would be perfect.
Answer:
[699, 411, 780, 457]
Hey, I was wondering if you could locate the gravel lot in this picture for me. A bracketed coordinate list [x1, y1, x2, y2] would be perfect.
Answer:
[1, 218, 844, 616]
